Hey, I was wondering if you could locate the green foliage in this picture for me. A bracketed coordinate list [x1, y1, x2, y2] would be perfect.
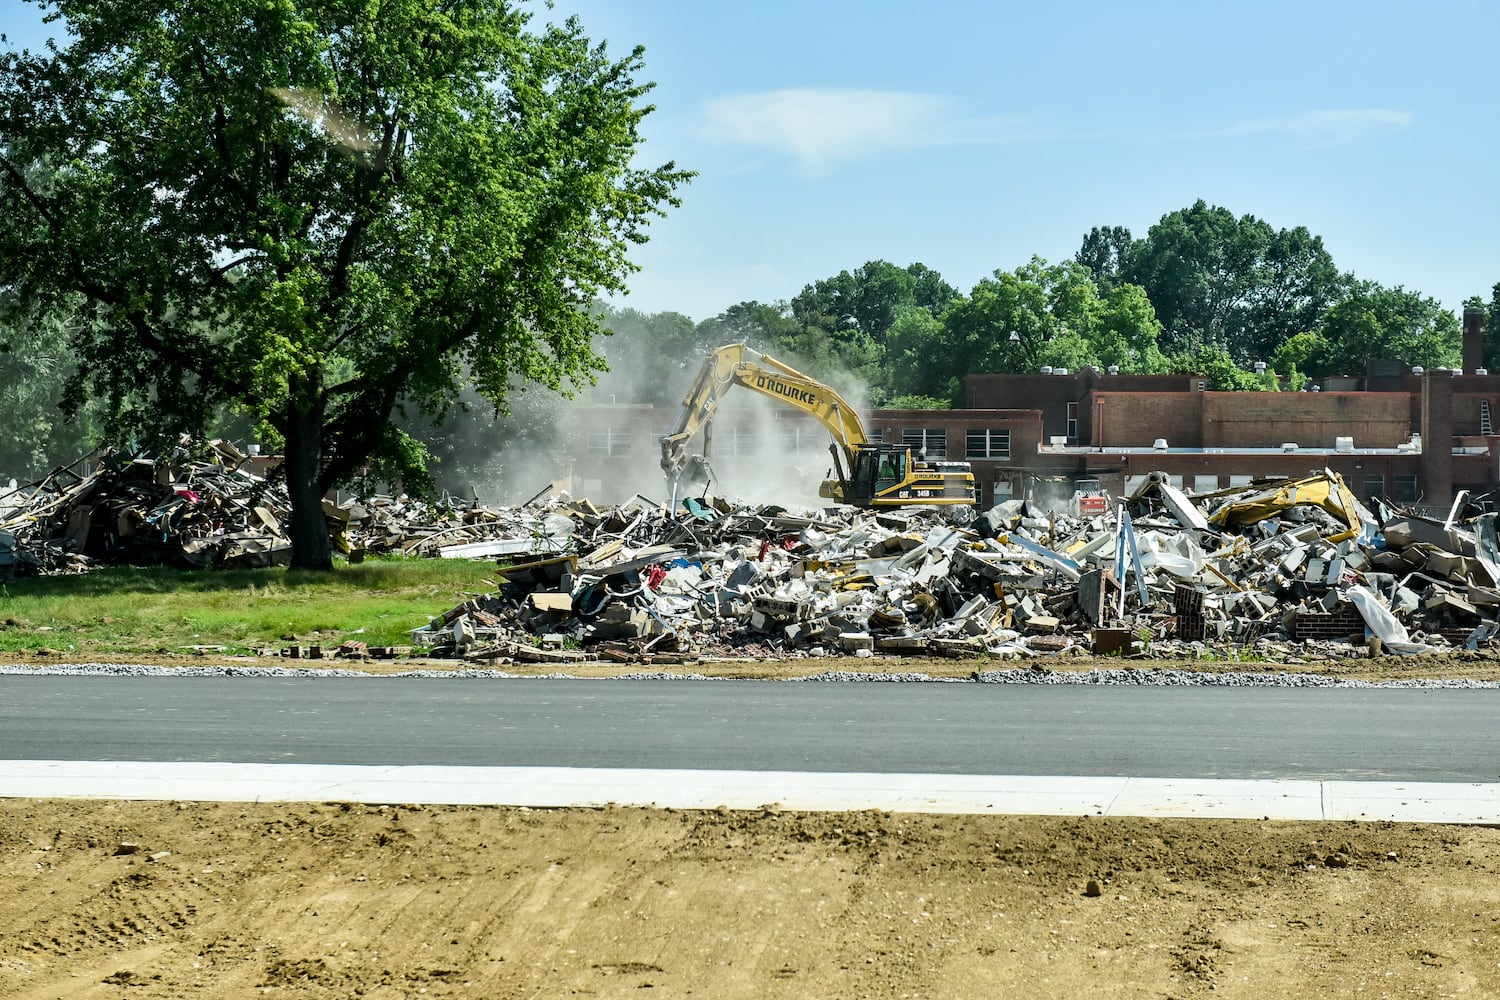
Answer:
[0, 0, 690, 569]
[882, 393, 952, 410]
[686, 262, 960, 406]
[942, 257, 1166, 376]
[1074, 225, 1133, 293]
[1167, 343, 1264, 391]
[694, 300, 801, 351]
[790, 260, 958, 348]
[1270, 332, 1325, 389]
[593, 304, 705, 406]
[882, 307, 961, 403]
[0, 293, 104, 477]
[1313, 281, 1460, 375]
[1477, 283, 1500, 374]
[1097, 284, 1170, 373]
[779, 260, 958, 396]
[1119, 200, 1346, 362]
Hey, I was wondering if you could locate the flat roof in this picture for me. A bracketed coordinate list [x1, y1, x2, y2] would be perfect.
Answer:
[1038, 445, 1422, 457]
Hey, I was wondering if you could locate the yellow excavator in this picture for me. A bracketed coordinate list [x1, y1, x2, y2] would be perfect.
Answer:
[660, 343, 977, 511]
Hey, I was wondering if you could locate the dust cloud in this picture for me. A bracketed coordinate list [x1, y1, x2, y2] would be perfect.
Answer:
[573, 336, 875, 510]
[405, 327, 879, 513]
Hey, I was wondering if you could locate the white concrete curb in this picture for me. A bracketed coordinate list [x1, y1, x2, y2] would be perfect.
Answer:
[2, 761, 1497, 824]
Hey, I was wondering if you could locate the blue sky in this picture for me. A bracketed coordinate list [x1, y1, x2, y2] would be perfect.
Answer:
[5, 1, 1496, 323]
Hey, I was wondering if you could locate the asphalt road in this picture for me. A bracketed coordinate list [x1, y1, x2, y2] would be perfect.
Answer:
[2, 676, 1497, 782]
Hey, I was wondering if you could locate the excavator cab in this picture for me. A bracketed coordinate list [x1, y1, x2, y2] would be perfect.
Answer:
[867, 447, 905, 495]
[841, 444, 975, 509]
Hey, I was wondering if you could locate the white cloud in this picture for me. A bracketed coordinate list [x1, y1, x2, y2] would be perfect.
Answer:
[1221, 109, 1413, 146]
[700, 88, 1020, 174]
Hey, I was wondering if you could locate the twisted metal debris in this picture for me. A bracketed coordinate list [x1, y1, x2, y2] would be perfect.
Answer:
[4, 448, 1496, 665]
[410, 471, 1500, 664]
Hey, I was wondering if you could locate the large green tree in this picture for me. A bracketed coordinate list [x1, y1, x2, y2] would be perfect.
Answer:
[1312, 281, 1460, 376]
[593, 305, 702, 407]
[1118, 200, 1344, 362]
[693, 300, 801, 354]
[1073, 224, 1133, 294]
[0, 0, 688, 569]
[941, 257, 1166, 379]
[785, 260, 958, 398]
[790, 260, 957, 346]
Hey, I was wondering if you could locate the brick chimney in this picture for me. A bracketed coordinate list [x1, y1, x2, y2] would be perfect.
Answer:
[1463, 306, 1485, 374]
[1420, 368, 1453, 507]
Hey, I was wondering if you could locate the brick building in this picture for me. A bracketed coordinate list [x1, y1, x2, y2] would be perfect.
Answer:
[568, 308, 1494, 512]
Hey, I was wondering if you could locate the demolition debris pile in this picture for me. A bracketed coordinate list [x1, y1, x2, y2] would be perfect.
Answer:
[0, 443, 560, 576]
[412, 471, 1500, 664]
[4, 448, 1499, 664]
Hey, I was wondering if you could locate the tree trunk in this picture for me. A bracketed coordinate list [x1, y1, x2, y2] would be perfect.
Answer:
[284, 395, 334, 572]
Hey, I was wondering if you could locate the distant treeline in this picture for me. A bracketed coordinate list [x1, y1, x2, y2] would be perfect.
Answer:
[3, 200, 1497, 484]
[593, 199, 1500, 411]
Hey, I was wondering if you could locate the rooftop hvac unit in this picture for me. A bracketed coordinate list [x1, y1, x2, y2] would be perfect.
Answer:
[1049, 435, 1068, 446]
[1335, 436, 1354, 453]
[1053, 367, 1069, 375]
[1152, 438, 1168, 450]
[1040, 366, 1053, 374]
[1282, 442, 1299, 452]
[1107, 365, 1119, 375]
[1412, 366, 1425, 374]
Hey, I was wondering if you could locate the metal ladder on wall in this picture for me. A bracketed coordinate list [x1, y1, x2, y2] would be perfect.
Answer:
[1483, 399, 1493, 435]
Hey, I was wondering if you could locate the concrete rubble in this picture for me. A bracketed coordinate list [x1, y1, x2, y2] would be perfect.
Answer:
[411, 470, 1500, 664]
[0, 443, 566, 574]
[5, 448, 1497, 664]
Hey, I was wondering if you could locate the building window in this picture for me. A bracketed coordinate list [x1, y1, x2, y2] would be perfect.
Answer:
[587, 428, 631, 456]
[1363, 476, 1385, 501]
[781, 424, 821, 454]
[730, 426, 757, 456]
[966, 429, 1011, 460]
[902, 428, 946, 457]
[1065, 401, 1079, 443]
[1392, 476, 1418, 502]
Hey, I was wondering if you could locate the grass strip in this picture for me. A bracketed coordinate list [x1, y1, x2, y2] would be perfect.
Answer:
[0, 559, 503, 657]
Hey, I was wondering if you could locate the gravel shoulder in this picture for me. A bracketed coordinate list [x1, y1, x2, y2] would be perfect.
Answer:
[7, 647, 1500, 683]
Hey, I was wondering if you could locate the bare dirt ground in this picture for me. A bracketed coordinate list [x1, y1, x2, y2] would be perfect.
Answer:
[4, 652, 1499, 999]
[2, 801, 1498, 999]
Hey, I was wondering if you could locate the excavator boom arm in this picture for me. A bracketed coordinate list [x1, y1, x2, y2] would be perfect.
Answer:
[660, 344, 868, 487]
[660, 343, 976, 511]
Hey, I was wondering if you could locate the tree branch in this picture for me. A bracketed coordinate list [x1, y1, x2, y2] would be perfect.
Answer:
[195, 51, 249, 206]
[324, 303, 485, 401]
[212, 253, 261, 276]
[0, 154, 58, 226]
